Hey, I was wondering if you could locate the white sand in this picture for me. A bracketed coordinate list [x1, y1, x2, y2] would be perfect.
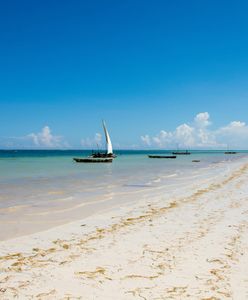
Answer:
[1, 158, 248, 299]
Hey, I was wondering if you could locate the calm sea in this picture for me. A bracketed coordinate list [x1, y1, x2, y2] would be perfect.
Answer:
[0, 150, 247, 240]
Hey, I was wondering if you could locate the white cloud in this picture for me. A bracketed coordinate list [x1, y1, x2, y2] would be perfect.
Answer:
[81, 133, 102, 148]
[216, 121, 248, 148]
[153, 130, 173, 147]
[140, 112, 248, 149]
[28, 126, 63, 148]
[141, 134, 151, 146]
[175, 124, 195, 147]
[219, 121, 247, 132]
[0, 126, 68, 149]
[95, 133, 102, 144]
[194, 112, 211, 128]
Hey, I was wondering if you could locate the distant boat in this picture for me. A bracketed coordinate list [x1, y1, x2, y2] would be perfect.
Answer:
[172, 150, 191, 155]
[148, 155, 176, 159]
[73, 120, 116, 163]
[224, 151, 237, 154]
[224, 145, 237, 154]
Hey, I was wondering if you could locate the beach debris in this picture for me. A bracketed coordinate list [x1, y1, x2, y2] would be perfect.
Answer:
[75, 267, 107, 279]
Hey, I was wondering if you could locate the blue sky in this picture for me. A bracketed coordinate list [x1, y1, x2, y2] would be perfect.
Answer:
[1, 0, 248, 149]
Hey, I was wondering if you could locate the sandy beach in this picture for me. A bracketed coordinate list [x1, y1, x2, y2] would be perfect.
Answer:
[2, 0, 248, 298]
[0, 157, 248, 299]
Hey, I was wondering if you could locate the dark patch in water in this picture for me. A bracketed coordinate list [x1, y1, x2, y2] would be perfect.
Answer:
[123, 184, 151, 188]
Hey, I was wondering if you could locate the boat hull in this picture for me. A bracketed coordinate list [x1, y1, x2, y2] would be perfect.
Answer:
[172, 152, 191, 155]
[224, 152, 237, 154]
[148, 155, 177, 159]
[73, 158, 113, 163]
[90, 153, 117, 158]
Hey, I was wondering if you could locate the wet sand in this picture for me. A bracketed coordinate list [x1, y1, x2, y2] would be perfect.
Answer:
[0, 158, 248, 299]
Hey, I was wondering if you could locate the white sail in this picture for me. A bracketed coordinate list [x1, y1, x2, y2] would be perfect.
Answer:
[102, 121, 113, 154]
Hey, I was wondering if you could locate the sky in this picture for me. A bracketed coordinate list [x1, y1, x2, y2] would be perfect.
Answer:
[1, 0, 248, 149]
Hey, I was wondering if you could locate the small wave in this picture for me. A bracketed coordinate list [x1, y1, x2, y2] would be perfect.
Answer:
[161, 173, 178, 179]
[26, 193, 116, 216]
[124, 183, 152, 188]
[152, 178, 161, 183]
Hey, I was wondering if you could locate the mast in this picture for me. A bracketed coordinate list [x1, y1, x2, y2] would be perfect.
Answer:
[102, 120, 113, 154]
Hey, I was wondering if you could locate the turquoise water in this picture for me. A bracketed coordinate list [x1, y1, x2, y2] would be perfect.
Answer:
[0, 150, 247, 240]
[1, 149, 247, 180]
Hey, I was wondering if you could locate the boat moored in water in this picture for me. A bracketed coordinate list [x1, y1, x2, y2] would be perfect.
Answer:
[74, 120, 116, 163]
[73, 158, 113, 163]
[89, 121, 116, 158]
[91, 152, 117, 158]
[148, 155, 177, 159]
[224, 151, 237, 154]
[172, 150, 191, 155]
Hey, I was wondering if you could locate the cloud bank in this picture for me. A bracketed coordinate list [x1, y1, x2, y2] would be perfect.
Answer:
[28, 126, 63, 148]
[141, 112, 248, 149]
[81, 133, 102, 148]
[0, 126, 68, 149]
[1, 114, 248, 149]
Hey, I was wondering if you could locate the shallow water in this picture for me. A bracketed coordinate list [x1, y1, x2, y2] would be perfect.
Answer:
[0, 150, 247, 240]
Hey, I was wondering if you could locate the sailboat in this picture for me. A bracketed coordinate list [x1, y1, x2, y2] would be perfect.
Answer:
[172, 144, 191, 155]
[73, 121, 116, 163]
[90, 121, 116, 158]
[224, 144, 237, 154]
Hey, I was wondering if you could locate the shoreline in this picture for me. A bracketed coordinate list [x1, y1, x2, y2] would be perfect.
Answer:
[0, 155, 242, 242]
[1, 157, 248, 299]
[0, 156, 245, 246]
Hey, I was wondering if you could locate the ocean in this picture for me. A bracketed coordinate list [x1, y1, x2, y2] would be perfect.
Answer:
[0, 150, 247, 240]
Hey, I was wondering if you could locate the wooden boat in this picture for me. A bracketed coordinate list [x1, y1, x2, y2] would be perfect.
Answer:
[74, 120, 116, 163]
[91, 152, 117, 158]
[73, 158, 113, 163]
[225, 144, 237, 154]
[192, 160, 200, 162]
[148, 155, 176, 159]
[172, 150, 191, 155]
[90, 121, 116, 158]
